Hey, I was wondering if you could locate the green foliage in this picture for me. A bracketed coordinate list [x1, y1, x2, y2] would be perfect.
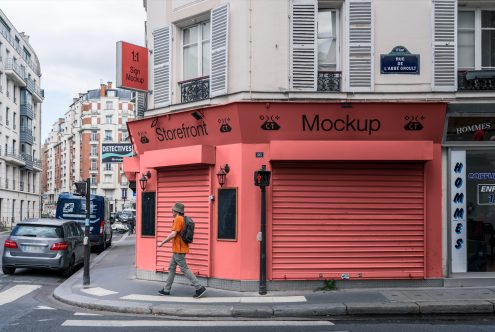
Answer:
[320, 279, 336, 291]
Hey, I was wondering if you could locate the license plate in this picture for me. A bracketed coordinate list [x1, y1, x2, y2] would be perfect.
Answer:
[22, 245, 45, 253]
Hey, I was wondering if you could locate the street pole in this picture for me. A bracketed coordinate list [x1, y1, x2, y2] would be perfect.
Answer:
[254, 165, 270, 295]
[83, 177, 91, 286]
[259, 183, 267, 295]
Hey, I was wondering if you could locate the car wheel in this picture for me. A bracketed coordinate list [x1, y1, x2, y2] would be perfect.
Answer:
[62, 255, 75, 278]
[2, 266, 15, 275]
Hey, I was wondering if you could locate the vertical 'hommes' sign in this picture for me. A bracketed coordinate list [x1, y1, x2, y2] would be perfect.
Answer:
[116, 41, 148, 92]
[451, 151, 467, 273]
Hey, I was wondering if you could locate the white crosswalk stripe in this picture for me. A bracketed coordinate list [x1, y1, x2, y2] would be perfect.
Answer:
[73, 312, 103, 316]
[0, 285, 41, 305]
[62, 320, 335, 327]
[35, 305, 55, 310]
[121, 294, 307, 303]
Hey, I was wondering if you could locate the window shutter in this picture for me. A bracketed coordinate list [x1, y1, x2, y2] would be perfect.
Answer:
[290, 0, 317, 91]
[210, 4, 229, 97]
[432, 0, 456, 91]
[346, 0, 373, 92]
[153, 25, 171, 107]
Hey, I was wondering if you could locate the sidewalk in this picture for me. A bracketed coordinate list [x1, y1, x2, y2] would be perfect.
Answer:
[54, 234, 495, 318]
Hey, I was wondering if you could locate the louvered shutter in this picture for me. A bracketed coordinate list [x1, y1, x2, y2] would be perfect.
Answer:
[290, 0, 317, 91]
[432, 0, 456, 91]
[153, 26, 171, 107]
[346, 0, 373, 92]
[210, 4, 229, 97]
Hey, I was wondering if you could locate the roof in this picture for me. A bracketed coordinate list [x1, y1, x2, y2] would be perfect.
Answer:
[17, 218, 73, 226]
[57, 192, 105, 202]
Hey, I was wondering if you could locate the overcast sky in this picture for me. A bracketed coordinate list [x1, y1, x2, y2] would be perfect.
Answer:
[0, 0, 146, 141]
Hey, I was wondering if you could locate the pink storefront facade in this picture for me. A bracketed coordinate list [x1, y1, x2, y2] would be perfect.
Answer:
[124, 101, 446, 289]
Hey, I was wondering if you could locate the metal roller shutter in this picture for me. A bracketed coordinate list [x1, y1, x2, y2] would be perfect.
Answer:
[156, 166, 210, 277]
[271, 162, 425, 280]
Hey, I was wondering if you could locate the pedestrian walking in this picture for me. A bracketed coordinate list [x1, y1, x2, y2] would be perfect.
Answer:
[157, 202, 206, 298]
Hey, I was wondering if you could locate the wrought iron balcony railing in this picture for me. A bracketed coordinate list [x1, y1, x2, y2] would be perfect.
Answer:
[317, 71, 342, 92]
[178, 76, 210, 103]
[458, 70, 495, 91]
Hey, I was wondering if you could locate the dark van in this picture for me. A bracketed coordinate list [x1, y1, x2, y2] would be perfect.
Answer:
[56, 193, 112, 252]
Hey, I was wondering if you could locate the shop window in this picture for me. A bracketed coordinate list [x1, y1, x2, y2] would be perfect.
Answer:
[217, 188, 237, 241]
[141, 192, 155, 236]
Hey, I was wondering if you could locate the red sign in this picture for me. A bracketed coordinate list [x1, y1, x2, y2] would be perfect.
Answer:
[116, 41, 148, 92]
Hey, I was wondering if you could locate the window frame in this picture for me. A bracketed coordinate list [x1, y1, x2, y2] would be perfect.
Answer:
[458, 8, 495, 70]
[181, 21, 211, 81]
[317, 7, 341, 72]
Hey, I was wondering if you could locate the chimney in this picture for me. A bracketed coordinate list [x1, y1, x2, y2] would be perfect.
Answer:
[100, 83, 106, 97]
[107, 81, 112, 89]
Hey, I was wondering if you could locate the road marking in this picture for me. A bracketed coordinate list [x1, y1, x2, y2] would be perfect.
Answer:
[35, 305, 55, 310]
[121, 294, 307, 303]
[62, 320, 334, 327]
[81, 287, 118, 297]
[73, 312, 102, 316]
[0, 285, 41, 305]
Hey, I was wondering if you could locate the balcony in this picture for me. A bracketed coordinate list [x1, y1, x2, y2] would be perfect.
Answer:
[20, 153, 33, 171]
[25, 77, 44, 102]
[0, 147, 26, 167]
[33, 159, 42, 172]
[20, 103, 34, 119]
[20, 127, 34, 145]
[5, 58, 26, 87]
[458, 70, 495, 91]
[317, 71, 342, 92]
[178, 76, 209, 103]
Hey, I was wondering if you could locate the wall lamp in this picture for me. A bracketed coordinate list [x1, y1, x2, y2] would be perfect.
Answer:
[139, 170, 152, 191]
[191, 110, 204, 120]
[216, 164, 230, 187]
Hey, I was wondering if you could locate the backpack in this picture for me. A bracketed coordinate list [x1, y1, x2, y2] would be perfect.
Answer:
[181, 216, 195, 244]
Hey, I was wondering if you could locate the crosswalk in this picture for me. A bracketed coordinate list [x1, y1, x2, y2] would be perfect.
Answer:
[0, 284, 41, 305]
[0, 284, 339, 330]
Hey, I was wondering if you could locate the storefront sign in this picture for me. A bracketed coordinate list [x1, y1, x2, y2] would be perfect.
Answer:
[102, 143, 133, 163]
[380, 46, 420, 74]
[116, 41, 148, 92]
[478, 184, 495, 205]
[126, 103, 446, 153]
[445, 116, 495, 142]
[450, 150, 467, 273]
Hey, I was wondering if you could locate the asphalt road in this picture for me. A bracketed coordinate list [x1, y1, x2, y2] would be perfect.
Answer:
[2, 232, 495, 331]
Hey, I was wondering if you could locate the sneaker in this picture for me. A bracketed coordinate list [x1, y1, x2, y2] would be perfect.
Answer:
[193, 286, 206, 299]
[157, 289, 170, 296]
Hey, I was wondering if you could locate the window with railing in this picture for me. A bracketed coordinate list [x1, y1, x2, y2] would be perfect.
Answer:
[317, 8, 341, 92]
[458, 9, 495, 90]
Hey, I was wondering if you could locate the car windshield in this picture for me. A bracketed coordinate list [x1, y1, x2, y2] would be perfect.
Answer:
[12, 225, 63, 238]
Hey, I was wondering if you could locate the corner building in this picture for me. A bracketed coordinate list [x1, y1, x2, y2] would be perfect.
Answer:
[125, 0, 490, 290]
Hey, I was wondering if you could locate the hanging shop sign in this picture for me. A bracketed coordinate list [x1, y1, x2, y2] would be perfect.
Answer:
[116, 41, 148, 92]
[102, 143, 134, 163]
[380, 46, 420, 74]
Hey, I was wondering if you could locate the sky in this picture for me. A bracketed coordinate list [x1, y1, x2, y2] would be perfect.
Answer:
[0, 0, 147, 141]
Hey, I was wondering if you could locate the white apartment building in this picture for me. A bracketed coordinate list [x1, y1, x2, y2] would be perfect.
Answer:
[43, 82, 136, 215]
[0, 9, 43, 227]
[124, 0, 495, 289]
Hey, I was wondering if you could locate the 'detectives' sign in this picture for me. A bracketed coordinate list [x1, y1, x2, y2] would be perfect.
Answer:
[102, 143, 133, 163]
[116, 41, 148, 92]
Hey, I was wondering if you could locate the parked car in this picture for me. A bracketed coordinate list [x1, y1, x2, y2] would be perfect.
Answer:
[111, 221, 129, 233]
[2, 218, 84, 277]
[56, 193, 112, 253]
[119, 210, 135, 223]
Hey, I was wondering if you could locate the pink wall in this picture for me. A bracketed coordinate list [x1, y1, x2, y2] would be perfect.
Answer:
[124, 102, 447, 281]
